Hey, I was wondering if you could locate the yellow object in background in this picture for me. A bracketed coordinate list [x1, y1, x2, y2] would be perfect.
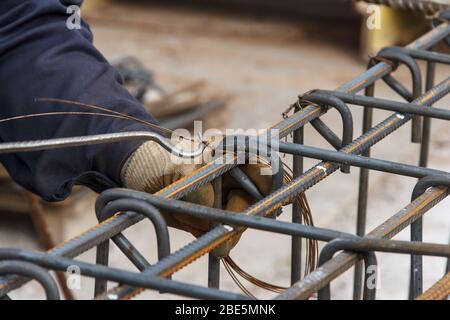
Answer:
[358, 5, 429, 57]
[82, 0, 110, 14]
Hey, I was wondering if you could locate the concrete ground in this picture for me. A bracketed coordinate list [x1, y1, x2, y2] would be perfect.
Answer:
[1, 1, 449, 300]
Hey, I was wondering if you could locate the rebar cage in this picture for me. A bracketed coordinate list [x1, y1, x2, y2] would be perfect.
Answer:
[1, 7, 450, 301]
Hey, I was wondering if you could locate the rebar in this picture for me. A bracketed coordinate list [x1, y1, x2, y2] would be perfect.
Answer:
[0, 12, 449, 300]
[0, 131, 206, 159]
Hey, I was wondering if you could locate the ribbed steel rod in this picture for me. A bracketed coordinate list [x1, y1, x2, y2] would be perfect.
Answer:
[275, 186, 449, 299]
[0, 249, 248, 300]
[104, 77, 450, 300]
[354, 82, 375, 300]
[97, 189, 356, 242]
[0, 131, 205, 158]
[277, 141, 447, 178]
[1, 20, 448, 298]
[208, 177, 222, 289]
[317, 237, 450, 299]
[316, 90, 450, 121]
[291, 125, 304, 284]
[93, 23, 450, 298]
[416, 272, 450, 300]
[402, 48, 450, 64]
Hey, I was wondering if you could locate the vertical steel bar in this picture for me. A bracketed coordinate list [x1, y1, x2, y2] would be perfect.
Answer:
[409, 46, 437, 299]
[447, 235, 450, 273]
[94, 241, 110, 297]
[419, 45, 437, 169]
[2, 23, 449, 299]
[291, 126, 304, 284]
[107, 77, 450, 300]
[208, 177, 222, 289]
[276, 187, 449, 300]
[354, 84, 375, 299]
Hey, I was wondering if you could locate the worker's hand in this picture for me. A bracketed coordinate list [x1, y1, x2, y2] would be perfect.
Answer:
[121, 138, 277, 258]
[213, 162, 274, 258]
[121, 138, 216, 236]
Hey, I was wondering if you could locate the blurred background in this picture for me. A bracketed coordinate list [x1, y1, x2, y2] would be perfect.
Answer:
[1, 0, 449, 300]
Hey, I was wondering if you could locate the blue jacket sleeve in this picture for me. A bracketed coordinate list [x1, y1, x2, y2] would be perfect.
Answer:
[0, 0, 158, 201]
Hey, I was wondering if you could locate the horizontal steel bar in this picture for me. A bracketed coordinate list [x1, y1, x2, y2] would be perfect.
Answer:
[98, 189, 355, 242]
[317, 90, 450, 121]
[0, 131, 205, 158]
[275, 186, 450, 299]
[402, 48, 450, 64]
[2, 19, 449, 299]
[0, 249, 249, 300]
[320, 237, 450, 262]
[277, 141, 447, 178]
[108, 76, 450, 299]
[317, 237, 450, 300]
